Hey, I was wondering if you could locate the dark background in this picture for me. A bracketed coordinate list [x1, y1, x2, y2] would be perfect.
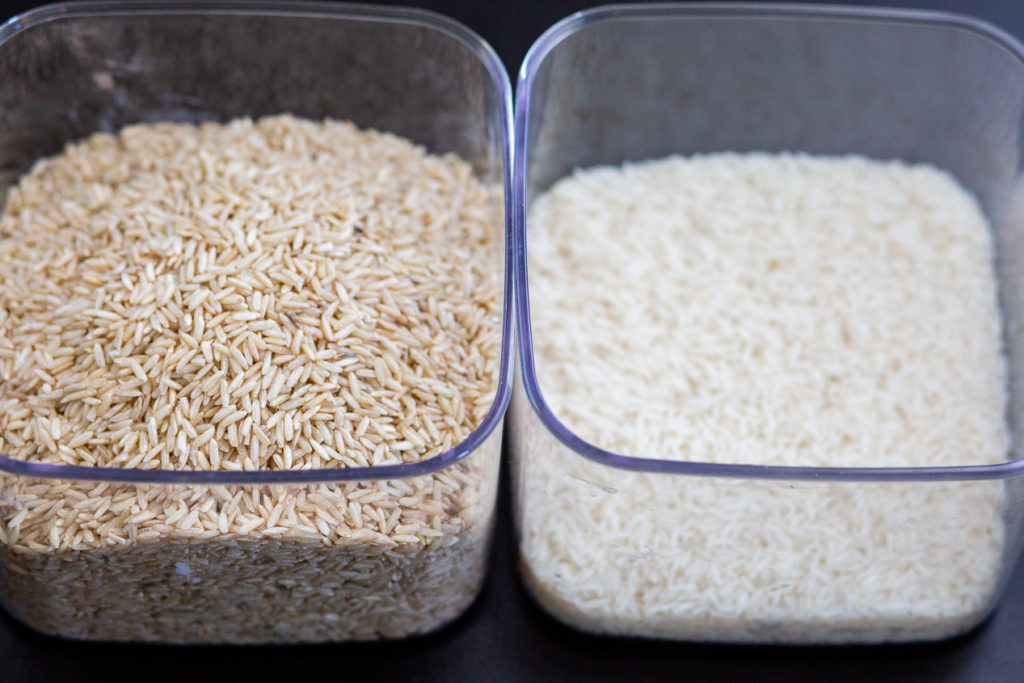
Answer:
[2, 1, 1024, 681]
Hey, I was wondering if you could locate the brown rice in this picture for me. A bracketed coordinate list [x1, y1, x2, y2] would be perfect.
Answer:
[0, 114, 504, 642]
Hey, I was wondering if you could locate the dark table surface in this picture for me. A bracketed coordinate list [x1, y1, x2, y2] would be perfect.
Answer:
[3, 0, 1024, 681]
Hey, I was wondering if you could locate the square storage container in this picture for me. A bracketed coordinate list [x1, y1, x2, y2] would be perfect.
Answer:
[511, 4, 1024, 643]
[0, 1, 513, 643]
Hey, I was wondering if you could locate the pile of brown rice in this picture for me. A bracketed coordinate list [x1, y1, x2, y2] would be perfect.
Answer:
[0, 115, 503, 642]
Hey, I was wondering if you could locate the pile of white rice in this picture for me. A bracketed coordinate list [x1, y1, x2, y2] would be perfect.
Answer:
[517, 153, 1009, 643]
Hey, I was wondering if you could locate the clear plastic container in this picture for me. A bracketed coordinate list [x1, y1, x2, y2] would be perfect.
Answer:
[511, 4, 1024, 643]
[0, 1, 513, 643]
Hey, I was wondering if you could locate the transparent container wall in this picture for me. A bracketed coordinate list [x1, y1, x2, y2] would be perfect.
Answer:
[513, 388, 1024, 643]
[514, 7, 1024, 643]
[525, 11, 1021, 205]
[0, 426, 501, 643]
[0, 7, 504, 186]
[0, 4, 510, 643]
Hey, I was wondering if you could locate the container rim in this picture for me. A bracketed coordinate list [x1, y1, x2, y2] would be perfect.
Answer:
[0, 0, 515, 485]
[0, 0, 497, 45]
[514, 2, 1024, 483]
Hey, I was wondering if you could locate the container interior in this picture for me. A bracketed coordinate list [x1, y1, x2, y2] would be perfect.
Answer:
[520, 7, 1024, 470]
[0, 3, 514, 484]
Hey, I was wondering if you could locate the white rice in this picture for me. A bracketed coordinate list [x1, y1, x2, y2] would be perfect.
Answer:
[516, 153, 1009, 643]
